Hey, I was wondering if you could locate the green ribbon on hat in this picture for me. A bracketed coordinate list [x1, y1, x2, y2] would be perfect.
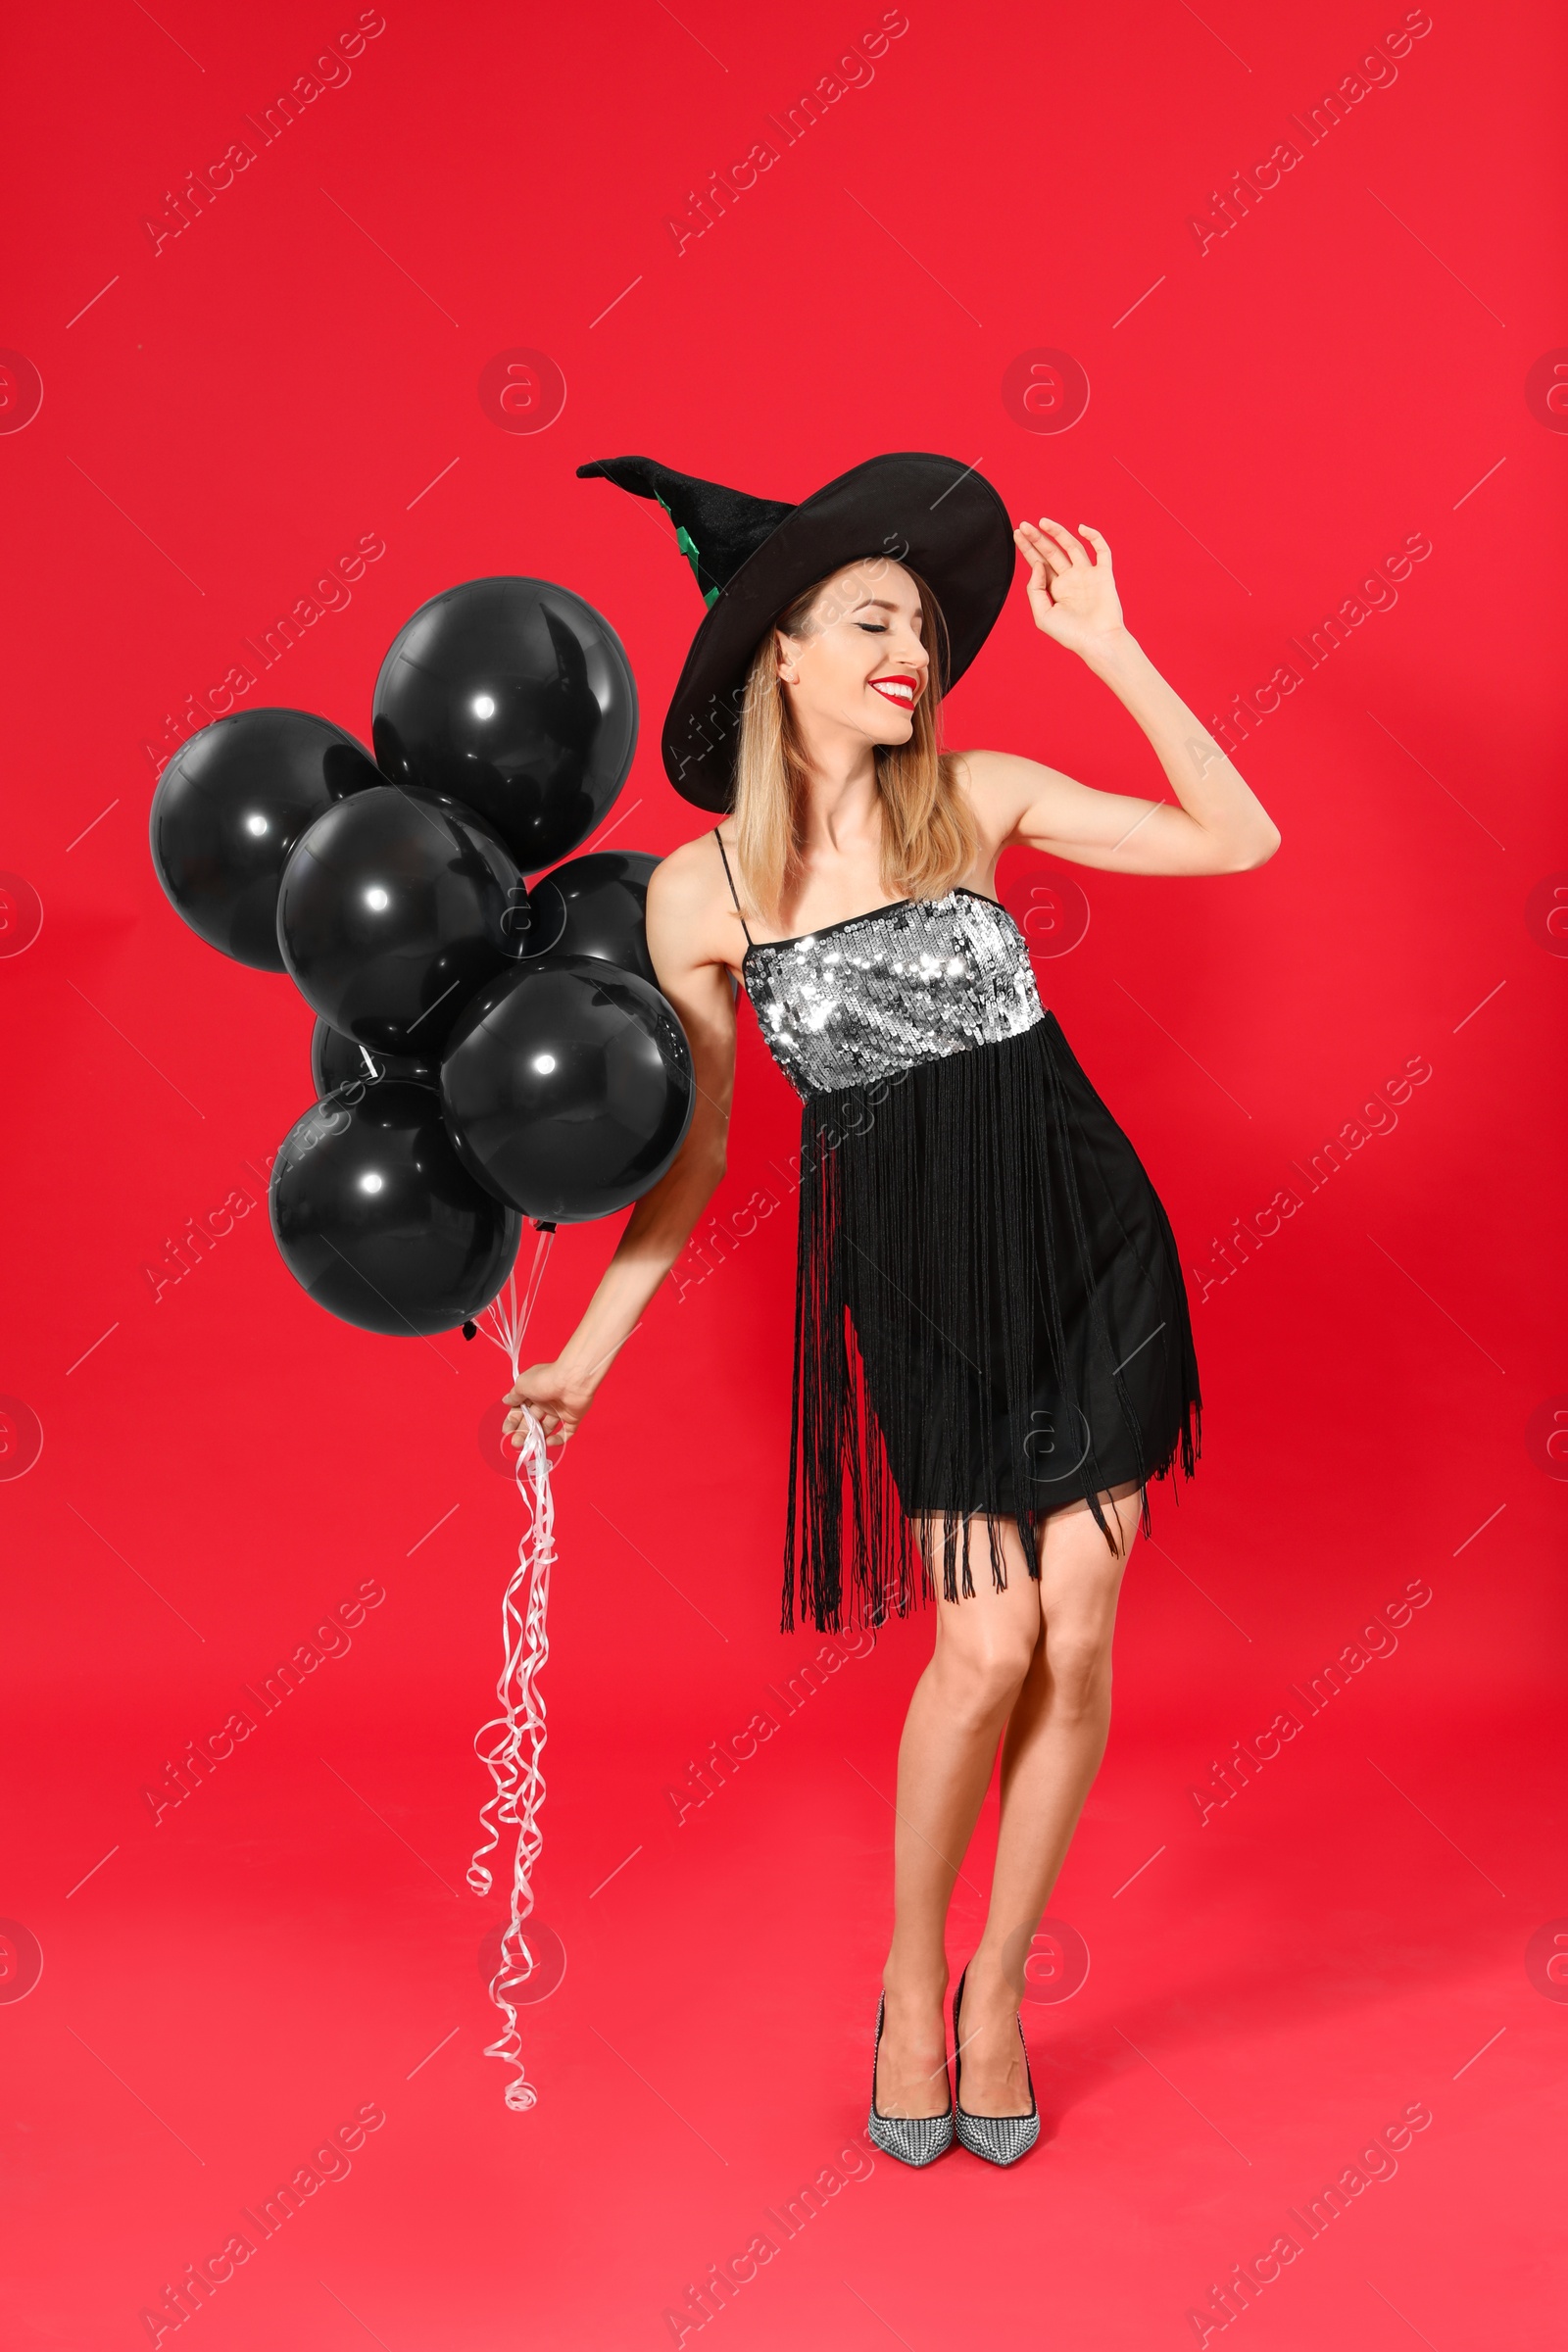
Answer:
[657, 498, 722, 609]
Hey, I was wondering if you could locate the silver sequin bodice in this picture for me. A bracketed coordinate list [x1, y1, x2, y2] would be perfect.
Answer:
[744, 888, 1044, 1098]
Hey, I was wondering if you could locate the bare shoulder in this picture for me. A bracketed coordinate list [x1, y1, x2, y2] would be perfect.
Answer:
[646, 831, 727, 929]
[644, 830, 736, 979]
[948, 747, 1051, 845]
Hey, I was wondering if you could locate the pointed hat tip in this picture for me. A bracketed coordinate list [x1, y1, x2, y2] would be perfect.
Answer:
[575, 456, 663, 498]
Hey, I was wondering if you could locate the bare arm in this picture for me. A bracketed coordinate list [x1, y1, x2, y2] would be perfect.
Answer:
[503, 848, 737, 1449]
[961, 516, 1283, 877]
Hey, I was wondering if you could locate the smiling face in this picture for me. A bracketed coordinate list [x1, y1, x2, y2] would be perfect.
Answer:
[774, 559, 930, 751]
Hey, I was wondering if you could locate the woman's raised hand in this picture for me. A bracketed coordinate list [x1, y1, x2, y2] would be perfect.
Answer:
[503, 1359, 596, 1453]
[1013, 518, 1126, 655]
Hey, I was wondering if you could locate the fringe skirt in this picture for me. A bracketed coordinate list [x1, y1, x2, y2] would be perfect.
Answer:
[782, 1012, 1201, 1634]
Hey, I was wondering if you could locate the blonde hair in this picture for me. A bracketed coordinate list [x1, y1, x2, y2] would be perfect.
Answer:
[729, 563, 976, 929]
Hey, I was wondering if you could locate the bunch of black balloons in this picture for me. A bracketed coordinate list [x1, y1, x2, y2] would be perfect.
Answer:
[150, 578, 695, 1338]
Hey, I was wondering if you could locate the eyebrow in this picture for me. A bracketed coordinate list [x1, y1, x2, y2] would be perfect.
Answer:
[853, 597, 920, 616]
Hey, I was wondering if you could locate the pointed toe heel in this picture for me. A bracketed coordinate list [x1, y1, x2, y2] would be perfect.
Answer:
[952, 1965, 1040, 2167]
[867, 1991, 954, 2167]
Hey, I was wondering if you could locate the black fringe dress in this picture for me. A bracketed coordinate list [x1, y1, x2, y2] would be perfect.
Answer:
[716, 838, 1202, 1636]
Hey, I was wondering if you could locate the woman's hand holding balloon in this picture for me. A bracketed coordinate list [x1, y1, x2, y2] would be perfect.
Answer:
[503, 1360, 597, 1453]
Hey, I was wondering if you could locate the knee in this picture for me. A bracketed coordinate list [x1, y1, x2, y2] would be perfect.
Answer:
[1045, 1629, 1112, 1722]
[935, 1633, 1037, 1728]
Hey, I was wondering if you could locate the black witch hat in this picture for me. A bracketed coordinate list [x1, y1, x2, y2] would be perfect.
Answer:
[577, 452, 1015, 811]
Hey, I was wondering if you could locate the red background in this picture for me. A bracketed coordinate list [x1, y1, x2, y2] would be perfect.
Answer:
[2, 1, 1564, 2344]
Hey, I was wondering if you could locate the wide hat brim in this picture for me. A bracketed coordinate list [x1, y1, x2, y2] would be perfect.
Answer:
[660, 453, 1015, 810]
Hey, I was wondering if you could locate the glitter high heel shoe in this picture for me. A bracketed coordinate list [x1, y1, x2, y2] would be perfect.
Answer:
[867, 1990, 954, 2167]
[952, 1965, 1039, 2166]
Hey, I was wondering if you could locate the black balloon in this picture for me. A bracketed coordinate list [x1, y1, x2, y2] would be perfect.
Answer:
[310, 1018, 437, 1097]
[441, 956, 694, 1223]
[371, 578, 637, 872]
[518, 851, 661, 985]
[270, 1080, 520, 1336]
[277, 784, 520, 1056]
[150, 709, 378, 969]
[495, 873, 567, 960]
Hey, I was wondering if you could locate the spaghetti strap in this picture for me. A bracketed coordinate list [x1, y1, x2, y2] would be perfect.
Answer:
[712, 828, 755, 947]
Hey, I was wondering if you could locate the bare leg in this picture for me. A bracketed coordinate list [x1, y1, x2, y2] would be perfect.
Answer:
[954, 1480, 1143, 2115]
[875, 1513, 1041, 2119]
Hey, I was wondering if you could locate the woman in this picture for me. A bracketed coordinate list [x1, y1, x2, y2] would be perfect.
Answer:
[504, 452, 1280, 2167]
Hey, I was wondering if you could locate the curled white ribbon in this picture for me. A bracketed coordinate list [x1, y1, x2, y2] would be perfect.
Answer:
[468, 1231, 556, 2111]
